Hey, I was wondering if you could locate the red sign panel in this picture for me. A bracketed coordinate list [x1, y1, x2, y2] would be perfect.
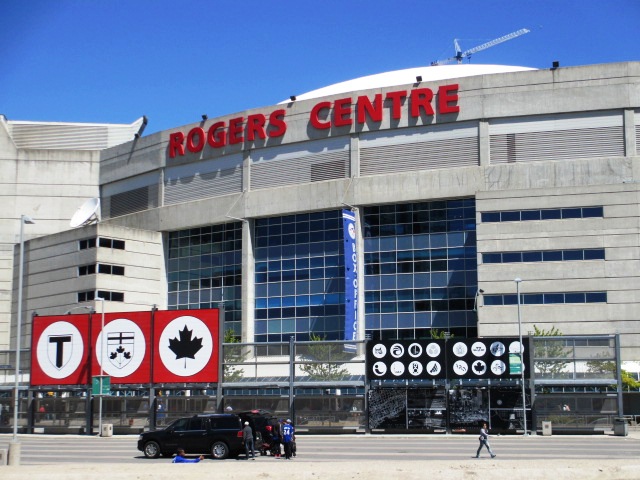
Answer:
[30, 308, 219, 386]
[153, 309, 219, 383]
[30, 314, 92, 386]
[90, 311, 152, 384]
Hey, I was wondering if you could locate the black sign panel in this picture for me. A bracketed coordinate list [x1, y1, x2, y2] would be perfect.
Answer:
[446, 337, 530, 380]
[368, 340, 446, 380]
[366, 337, 530, 381]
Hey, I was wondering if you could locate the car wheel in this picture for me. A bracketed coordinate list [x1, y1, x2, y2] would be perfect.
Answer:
[143, 441, 161, 459]
[211, 441, 229, 459]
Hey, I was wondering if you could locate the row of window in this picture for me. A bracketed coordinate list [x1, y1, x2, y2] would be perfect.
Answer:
[483, 291, 607, 306]
[79, 237, 126, 250]
[364, 231, 476, 252]
[77, 290, 124, 302]
[482, 249, 605, 264]
[481, 206, 603, 223]
[78, 264, 125, 276]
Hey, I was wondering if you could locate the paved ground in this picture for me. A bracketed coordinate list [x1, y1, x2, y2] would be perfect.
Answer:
[1, 432, 640, 479]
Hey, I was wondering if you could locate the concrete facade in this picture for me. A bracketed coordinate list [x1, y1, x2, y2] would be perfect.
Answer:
[0, 116, 144, 350]
[6, 62, 640, 369]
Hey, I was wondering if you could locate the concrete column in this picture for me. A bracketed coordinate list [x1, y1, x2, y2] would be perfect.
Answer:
[242, 218, 255, 343]
[478, 120, 490, 166]
[8, 440, 20, 466]
[623, 109, 637, 157]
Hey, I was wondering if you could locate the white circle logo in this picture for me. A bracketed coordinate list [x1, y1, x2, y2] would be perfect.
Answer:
[472, 360, 487, 375]
[372, 361, 387, 376]
[452, 342, 468, 357]
[37, 321, 84, 379]
[408, 361, 423, 376]
[408, 343, 422, 358]
[452, 360, 468, 375]
[426, 361, 441, 376]
[471, 342, 487, 357]
[426, 343, 441, 357]
[509, 341, 524, 355]
[96, 318, 146, 378]
[372, 344, 387, 358]
[491, 360, 506, 375]
[159, 316, 213, 376]
[490, 342, 506, 356]
[390, 361, 405, 376]
[390, 343, 405, 358]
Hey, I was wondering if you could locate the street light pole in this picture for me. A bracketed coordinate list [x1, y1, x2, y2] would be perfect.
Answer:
[13, 215, 35, 440]
[515, 278, 528, 436]
[96, 296, 105, 436]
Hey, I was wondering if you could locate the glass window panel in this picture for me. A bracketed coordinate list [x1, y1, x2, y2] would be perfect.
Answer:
[500, 211, 520, 222]
[522, 251, 542, 262]
[542, 250, 563, 261]
[544, 293, 564, 304]
[541, 209, 561, 220]
[502, 252, 522, 263]
[582, 206, 603, 218]
[565, 292, 586, 303]
[521, 210, 541, 221]
[481, 212, 500, 223]
[563, 250, 583, 261]
[586, 292, 607, 303]
[483, 253, 501, 263]
[584, 249, 605, 260]
[561, 208, 582, 219]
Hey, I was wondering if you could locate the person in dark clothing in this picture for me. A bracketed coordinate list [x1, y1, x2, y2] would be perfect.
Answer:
[242, 421, 255, 459]
[475, 422, 496, 458]
[282, 418, 295, 460]
[172, 448, 204, 463]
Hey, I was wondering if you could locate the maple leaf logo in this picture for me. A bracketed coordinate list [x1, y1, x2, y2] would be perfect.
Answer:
[168, 325, 203, 368]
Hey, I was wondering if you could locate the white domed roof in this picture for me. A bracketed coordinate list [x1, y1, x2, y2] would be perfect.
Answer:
[283, 64, 536, 103]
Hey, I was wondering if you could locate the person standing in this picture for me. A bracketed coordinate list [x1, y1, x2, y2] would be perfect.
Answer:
[282, 418, 295, 460]
[475, 422, 496, 458]
[243, 421, 255, 460]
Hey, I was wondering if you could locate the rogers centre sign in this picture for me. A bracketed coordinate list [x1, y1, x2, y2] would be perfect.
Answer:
[169, 84, 459, 158]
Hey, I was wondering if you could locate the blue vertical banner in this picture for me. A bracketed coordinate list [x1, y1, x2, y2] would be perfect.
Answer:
[342, 210, 358, 351]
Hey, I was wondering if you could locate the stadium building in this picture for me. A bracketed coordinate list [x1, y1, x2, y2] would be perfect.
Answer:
[1, 61, 640, 434]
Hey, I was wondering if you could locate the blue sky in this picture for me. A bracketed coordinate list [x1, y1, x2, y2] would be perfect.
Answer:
[1, 0, 638, 135]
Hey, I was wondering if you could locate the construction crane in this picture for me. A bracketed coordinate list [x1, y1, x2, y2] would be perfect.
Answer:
[431, 28, 530, 66]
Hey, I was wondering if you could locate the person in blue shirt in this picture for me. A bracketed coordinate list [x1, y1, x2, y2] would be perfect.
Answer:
[172, 448, 204, 463]
[282, 419, 295, 460]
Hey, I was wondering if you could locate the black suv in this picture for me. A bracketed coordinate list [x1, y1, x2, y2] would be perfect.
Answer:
[138, 413, 266, 460]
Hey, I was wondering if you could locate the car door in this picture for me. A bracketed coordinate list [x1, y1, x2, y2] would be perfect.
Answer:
[163, 417, 190, 453]
[184, 417, 208, 453]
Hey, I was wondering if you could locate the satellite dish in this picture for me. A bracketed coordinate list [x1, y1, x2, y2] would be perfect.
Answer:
[70, 198, 100, 228]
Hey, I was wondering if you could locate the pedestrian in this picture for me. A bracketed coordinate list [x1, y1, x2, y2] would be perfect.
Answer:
[172, 448, 204, 463]
[475, 422, 496, 458]
[282, 418, 295, 460]
[270, 421, 281, 457]
[242, 421, 255, 460]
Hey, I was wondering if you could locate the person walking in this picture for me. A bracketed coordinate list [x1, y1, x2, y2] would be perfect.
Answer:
[243, 421, 255, 460]
[282, 418, 295, 460]
[475, 422, 496, 458]
[172, 448, 204, 463]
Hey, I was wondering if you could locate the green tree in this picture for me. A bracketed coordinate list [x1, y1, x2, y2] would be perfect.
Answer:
[223, 329, 246, 382]
[430, 329, 454, 340]
[586, 357, 640, 391]
[299, 333, 350, 381]
[532, 325, 571, 376]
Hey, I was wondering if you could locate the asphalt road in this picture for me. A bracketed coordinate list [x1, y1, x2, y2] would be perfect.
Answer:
[1, 432, 639, 465]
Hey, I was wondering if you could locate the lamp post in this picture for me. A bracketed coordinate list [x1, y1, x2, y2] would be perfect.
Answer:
[95, 296, 105, 436]
[514, 278, 528, 436]
[10, 215, 35, 464]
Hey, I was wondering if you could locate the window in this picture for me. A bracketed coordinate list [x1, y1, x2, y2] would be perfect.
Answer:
[79, 238, 97, 250]
[98, 237, 125, 250]
[78, 290, 95, 302]
[98, 264, 125, 276]
[97, 290, 124, 302]
[484, 291, 607, 305]
[481, 206, 604, 223]
[78, 264, 96, 276]
[482, 249, 605, 264]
